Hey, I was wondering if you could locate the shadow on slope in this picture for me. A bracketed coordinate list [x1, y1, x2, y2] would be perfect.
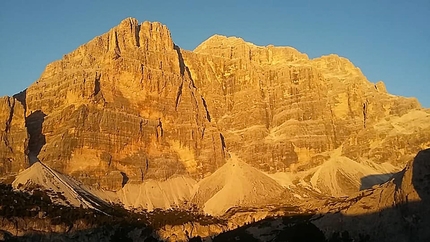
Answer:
[208, 201, 427, 242]
[0, 183, 174, 241]
[25, 110, 46, 164]
[410, 149, 430, 201]
[0, 183, 225, 241]
[13, 89, 47, 165]
[359, 172, 395, 190]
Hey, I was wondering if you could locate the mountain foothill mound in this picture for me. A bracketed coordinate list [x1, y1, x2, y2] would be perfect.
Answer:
[11, 161, 117, 210]
[192, 154, 288, 216]
[9, 155, 292, 216]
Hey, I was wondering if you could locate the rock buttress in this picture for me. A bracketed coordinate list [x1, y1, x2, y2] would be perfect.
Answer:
[22, 18, 225, 190]
[0, 96, 28, 176]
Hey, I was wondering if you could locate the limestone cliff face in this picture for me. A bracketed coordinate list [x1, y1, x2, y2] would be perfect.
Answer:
[183, 35, 425, 172]
[21, 18, 225, 190]
[2, 17, 429, 194]
[0, 96, 28, 175]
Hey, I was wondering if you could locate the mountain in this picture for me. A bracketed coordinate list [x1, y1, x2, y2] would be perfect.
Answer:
[1, 17, 429, 196]
[9, 18, 226, 191]
[184, 35, 427, 172]
[0, 17, 430, 241]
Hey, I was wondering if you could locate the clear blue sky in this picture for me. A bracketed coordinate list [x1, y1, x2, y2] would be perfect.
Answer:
[1, 0, 429, 107]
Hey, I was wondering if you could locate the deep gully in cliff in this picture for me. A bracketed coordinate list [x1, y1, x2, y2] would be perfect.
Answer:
[3, 97, 15, 150]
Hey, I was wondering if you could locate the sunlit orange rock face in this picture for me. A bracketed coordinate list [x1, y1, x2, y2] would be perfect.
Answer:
[1, 17, 429, 192]
[0, 97, 28, 175]
[19, 18, 225, 190]
[183, 35, 428, 172]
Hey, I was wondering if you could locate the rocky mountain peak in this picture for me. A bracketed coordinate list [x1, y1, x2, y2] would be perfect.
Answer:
[195, 34, 251, 50]
[194, 34, 308, 64]
[8, 18, 226, 190]
[311, 54, 365, 79]
[104, 17, 174, 54]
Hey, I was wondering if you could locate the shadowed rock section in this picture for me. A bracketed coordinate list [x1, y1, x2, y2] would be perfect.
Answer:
[360, 173, 395, 190]
[311, 148, 430, 242]
[25, 110, 46, 163]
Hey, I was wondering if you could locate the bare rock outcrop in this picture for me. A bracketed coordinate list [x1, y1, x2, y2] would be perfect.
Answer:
[157, 222, 227, 242]
[182, 35, 425, 176]
[20, 18, 225, 190]
[0, 96, 28, 176]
